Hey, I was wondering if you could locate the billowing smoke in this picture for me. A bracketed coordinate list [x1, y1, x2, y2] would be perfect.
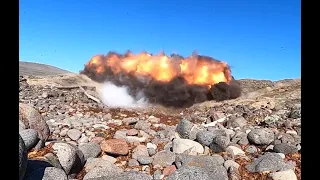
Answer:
[99, 82, 147, 108]
[81, 51, 241, 108]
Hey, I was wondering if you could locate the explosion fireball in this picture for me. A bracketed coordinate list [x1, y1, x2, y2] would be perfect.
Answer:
[80, 51, 241, 108]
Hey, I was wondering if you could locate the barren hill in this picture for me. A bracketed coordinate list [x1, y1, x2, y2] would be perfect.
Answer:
[19, 61, 70, 76]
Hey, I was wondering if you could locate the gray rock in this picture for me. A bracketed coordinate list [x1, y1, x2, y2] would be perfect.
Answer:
[101, 155, 117, 164]
[67, 129, 82, 141]
[132, 145, 149, 159]
[280, 134, 295, 144]
[52, 143, 77, 174]
[147, 148, 156, 156]
[113, 129, 128, 139]
[268, 169, 297, 180]
[44, 153, 63, 169]
[83, 167, 122, 180]
[85, 171, 152, 180]
[228, 116, 247, 128]
[167, 166, 228, 180]
[153, 169, 162, 180]
[175, 154, 224, 169]
[19, 135, 28, 180]
[224, 160, 240, 170]
[245, 145, 258, 154]
[128, 159, 140, 167]
[209, 129, 228, 137]
[137, 156, 153, 165]
[247, 128, 275, 145]
[172, 138, 204, 154]
[196, 130, 215, 146]
[210, 135, 230, 152]
[231, 131, 249, 145]
[152, 150, 176, 167]
[134, 120, 151, 131]
[84, 158, 123, 172]
[19, 129, 39, 150]
[176, 119, 194, 139]
[273, 143, 298, 155]
[79, 142, 101, 161]
[246, 153, 294, 173]
[122, 117, 139, 125]
[19, 103, 50, 141]
[24, 167, 68, 180]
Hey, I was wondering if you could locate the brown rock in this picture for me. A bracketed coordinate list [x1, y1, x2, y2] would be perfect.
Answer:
[100, 139, 129, 155]
[163, 165, 176, 176]
[19, 103, 50, 141]
[127, 129, 138, 136]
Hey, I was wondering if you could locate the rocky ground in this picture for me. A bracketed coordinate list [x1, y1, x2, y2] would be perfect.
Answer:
[19, 74, 301, 180]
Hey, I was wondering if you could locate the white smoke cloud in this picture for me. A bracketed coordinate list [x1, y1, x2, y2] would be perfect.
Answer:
[99, 81, 148, 108]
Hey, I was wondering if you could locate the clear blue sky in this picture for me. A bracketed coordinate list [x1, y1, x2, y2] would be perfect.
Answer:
[19, 0, 300, 81]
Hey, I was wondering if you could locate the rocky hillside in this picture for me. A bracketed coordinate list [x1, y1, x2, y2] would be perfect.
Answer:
[19, 73, 301, 180]
[19, 61, 70, 76]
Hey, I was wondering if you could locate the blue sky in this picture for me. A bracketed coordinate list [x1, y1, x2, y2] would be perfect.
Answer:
[19, 0, 300, 81]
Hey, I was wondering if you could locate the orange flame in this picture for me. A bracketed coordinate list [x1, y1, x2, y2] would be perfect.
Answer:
[85, 51, 232, 87]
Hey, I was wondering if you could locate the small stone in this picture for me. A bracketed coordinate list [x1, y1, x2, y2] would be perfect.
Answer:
[229, 116, 247, 128]
[102, 155, 117, 164]
[78, 136, 89, 144]
[78, 142, 101, 161]
[92, 124, 109, 129]
[196, 130, 215, 146]
[175, 119, 194, 139]
[147, 143, 157, 149]
[286, 130, 298, 136]
[67, 129, 82, 141]
[153, 169, 162, 180]
[268, 169, 297, 180]
[52, 143, 77, 174]
[135, 120, 151, 131]
[163, 165, 176, 176]
[245, 145, 258, 154]
[60, 129, 69, 137]
[226, 146, 245, 156]
[172, 138, 204, 154]
[247, 128, 275, 145]
[148, 148, 157, 156]
[224, 160, 240, 170]
[273, 143, 298, 155]
[137, 156, 153, 165]
[42, 92, 49, 98]
[132, 145, 149, 159]
[100, 139, 129, 155]
[210, 135, 230, 153]
[127, 129, 139, 136]
[128, 159, 140, 167]
[114, 129, 128, 139]
[152, 150, 176, 167]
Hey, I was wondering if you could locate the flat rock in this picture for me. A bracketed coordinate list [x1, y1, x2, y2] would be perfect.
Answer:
[83, 167, 122, 180]
[167, 165, 228, 180]
[84, 158, 123, 172]
[137, 156, 153, 165]
[100, 139, 129, 156]
[175, 154, 225, 169]
[85, 171, 153, 180]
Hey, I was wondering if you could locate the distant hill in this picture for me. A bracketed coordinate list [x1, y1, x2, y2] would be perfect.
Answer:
[19, 61, 71, 76]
